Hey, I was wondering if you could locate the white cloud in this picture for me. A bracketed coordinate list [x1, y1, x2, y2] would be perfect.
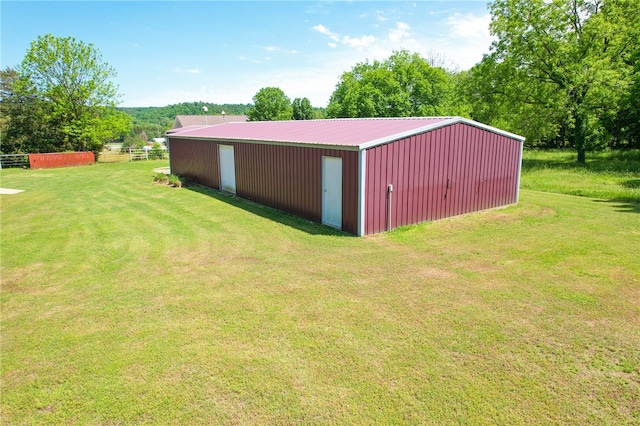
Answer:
[263, 45, 298, 55]
[341, 35, 375, 48]
[434, 12, 493, 70]
[173, 68, 202, 75]
[389, 22, 410, 43]
[328, 42, 337, 48]
[376, 10, 388, 22]
[313, 23, 375, 50]
[341, 12, 494, 71]
[446, 13, 492, 40]
[312, 24, 340, 41]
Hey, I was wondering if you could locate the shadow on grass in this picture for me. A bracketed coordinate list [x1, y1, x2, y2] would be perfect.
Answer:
[593, 198, 640, 214]
[622, 179, 640, 189]
[184, 184, 353, 237]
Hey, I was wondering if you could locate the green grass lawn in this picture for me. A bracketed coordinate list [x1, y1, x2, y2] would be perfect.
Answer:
[521, 149, 640, 203]
[1, 154, 639, 424]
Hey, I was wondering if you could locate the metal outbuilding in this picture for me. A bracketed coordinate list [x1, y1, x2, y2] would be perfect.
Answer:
[166, 117, 525, 236]
[172, 114, 247, 129]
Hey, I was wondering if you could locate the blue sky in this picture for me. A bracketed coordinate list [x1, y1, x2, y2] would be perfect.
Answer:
[1, 1, 494, 107]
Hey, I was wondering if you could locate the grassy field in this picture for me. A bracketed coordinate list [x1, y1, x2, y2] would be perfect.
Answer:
[1, 152, 639, 424]
[521, 149, 640, 203]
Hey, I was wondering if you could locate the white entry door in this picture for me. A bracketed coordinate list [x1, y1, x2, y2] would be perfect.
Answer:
[219, 145, 236, 194]
[322, 156, 342, 228]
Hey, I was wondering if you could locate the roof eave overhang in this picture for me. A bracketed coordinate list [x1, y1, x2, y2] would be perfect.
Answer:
[165, 135, 361, 152]
[357, 117, 525, 150]
[456, 117, 526, 142]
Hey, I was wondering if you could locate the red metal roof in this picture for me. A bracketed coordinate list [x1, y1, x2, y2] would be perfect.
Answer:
[166, 117, 454, 148]
[166, 117, 525, 149]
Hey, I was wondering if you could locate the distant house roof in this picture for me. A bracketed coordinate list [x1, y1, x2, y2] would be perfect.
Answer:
[166, 117, 525, 150]
[172, 115, 247, 129]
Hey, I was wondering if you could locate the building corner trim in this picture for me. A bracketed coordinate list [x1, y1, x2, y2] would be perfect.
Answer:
[357, 149, 367, 236]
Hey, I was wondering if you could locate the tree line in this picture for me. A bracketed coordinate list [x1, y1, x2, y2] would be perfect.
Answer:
[246, 88, 325, 121]
[1, 0, 638, 162]
[119, 102, 252, 149]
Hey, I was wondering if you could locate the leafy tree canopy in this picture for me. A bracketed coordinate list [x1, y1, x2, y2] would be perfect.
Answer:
[470, 0, 640, 162]
[607, 44, 640, 149]
[247, 87, 293, 121]
[326, 50, 468, 118]
[119, 102, 252, 141]
[1, 66, 62, 154]
[1, 34, 129, 157]
[292, 97, 314, 120]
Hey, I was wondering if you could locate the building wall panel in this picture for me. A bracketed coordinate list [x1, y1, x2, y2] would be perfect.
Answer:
[169, 138, 219, 188]
[169, 138, 359, 234]
[364, 123, 522, 235]
[432, 130, 449, 221]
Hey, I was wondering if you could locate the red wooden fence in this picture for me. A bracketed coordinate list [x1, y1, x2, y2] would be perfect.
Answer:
[28, 152, 95, 169]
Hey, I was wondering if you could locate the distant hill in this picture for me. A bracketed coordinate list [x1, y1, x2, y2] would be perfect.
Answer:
[119, 102, 252, 127]
[118, 101, 326, 140]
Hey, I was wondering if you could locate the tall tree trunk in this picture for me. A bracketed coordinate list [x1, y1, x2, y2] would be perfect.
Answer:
[574, 111, 586, 164]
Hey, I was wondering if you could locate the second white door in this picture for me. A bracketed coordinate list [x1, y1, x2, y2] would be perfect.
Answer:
[219, 145, 236, 194]
[322, 156, 342, 228]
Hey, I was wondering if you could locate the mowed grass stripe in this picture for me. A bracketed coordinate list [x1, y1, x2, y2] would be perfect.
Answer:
[1, 158, 639, 424]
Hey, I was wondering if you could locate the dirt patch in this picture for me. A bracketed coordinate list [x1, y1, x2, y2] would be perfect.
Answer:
[415, 266, 455, 280]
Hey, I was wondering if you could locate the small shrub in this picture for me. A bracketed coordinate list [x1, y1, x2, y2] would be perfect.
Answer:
[153, 172, 182, 188]
[153, 172, 168, 184]
[167, 174, 182, 188]
[149, 142, 166, 160]
[121, 134, 147, 153]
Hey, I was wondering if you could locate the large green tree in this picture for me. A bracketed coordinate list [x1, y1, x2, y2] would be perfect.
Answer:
[292, 97, 314, 120]
[484, 0, 639, 162]
[326, 50, 468, 118]
[1, 67, 62, 154]
[247, 87, 293, 121]
[462, 54, 571, 149]
[7, 34, 129, 157]
[607, 45, 640, 149]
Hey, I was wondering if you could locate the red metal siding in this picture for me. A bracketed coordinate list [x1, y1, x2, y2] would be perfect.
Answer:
[169, 138, 359, 234]
[28, 152, 94, 169]
[169, 138, 219, 188]
[236, 144, 358, 234]
[364, 122, 522, 235]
